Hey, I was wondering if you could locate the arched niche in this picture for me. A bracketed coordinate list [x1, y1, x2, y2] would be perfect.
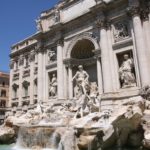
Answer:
[66, 32, 99, 59]
[71, 39, 95, 59]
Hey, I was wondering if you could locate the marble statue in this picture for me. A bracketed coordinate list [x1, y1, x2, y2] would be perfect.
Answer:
[72, 65, 89, 96]
[35, 17, 42, 32]
[54, 8, 60, 23]
[119, 54, 136, 88]
[49, 74, 57, 97]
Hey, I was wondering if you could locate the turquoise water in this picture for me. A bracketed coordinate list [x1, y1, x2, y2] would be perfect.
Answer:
[0, 145, 13, 150]
[0, 145, 148, 150]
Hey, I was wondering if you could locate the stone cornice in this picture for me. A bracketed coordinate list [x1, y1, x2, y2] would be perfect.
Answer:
[46, 62, 57, 70]
[63, 57, 97, 67]
[10, 42, 37, 58]
[58, 0, 82, 9]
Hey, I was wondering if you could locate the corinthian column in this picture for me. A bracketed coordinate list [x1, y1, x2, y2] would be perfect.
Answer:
[57, 39, 64, 100]
[141, 9, 150, 63]
[9, 60, 14, 107]
[18, 56, 24, 107]
[96, 18, 113, 93]
[148, 2, 150, 27]
[29, 51, 35, 105]
[128, 6, 150, 86]
[37, 47, 44, 102]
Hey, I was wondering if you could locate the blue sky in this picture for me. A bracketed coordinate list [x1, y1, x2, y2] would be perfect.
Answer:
[0, 0, 59, 73]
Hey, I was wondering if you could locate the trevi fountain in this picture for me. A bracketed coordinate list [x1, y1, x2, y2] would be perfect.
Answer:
[1, 66, 150, 150]
[2, 0, 150, 149]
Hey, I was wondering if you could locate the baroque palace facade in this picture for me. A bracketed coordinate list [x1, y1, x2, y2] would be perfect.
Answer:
[9, 0, 150, 111]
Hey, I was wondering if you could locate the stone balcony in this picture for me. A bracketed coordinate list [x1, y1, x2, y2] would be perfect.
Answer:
[22, 96, 30, 106]
[11, 101, 19, 107]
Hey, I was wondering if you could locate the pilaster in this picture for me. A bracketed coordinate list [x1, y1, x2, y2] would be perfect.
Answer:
[128, 4, 150, 86]
[18, 56, 24, 107]
[57, 39, 64, 100]
[96, 17, 113, 93]
[37, 44, 44, 102]
[29, 51, 35, 105]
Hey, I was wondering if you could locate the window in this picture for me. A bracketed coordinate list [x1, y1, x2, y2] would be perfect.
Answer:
[25, 56, 29, 67]
[16, 60, 18, 70]
[24, 86, 28, 97]
[2, 82, 5, 87]
[0, 100, 6, 107]
[14, 88, 17, 98]
[22, 81, 30, 97]
[34, 79, 37, 95]
[1, 90, 6, 97]
[12, 84, 19, 99]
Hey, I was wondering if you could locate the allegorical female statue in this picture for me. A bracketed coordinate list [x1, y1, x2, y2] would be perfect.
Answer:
[119, 54, 136, 88]
[49, 74, 57, 97]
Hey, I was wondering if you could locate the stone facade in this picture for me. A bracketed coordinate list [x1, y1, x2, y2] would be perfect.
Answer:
[0, 72, 9, 124]
[9, 0, 150, 111]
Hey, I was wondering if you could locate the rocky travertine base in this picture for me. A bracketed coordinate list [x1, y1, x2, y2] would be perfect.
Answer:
[1, 96, 150, 149]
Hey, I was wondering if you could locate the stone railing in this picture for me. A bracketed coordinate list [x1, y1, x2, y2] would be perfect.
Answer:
[22, 96, 30, 106]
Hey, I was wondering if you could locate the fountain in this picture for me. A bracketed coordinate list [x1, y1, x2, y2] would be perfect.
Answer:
[1, 72, 150, 150]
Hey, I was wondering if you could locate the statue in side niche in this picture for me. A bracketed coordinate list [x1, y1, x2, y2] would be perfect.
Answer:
[49, 74, 57, 97]
[119, 54, 136, 88]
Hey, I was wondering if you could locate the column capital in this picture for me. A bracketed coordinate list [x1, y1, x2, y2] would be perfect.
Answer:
[10, 60, 15, 69]
[95, 18, 107, 29]
[19, 55, 24, 66]
[29, 51, 35, 62]
[57, 38, 64, 46]
[141, 9, 149, 21]
[127, 6, 140, 17]
[35, 42, 45, 53]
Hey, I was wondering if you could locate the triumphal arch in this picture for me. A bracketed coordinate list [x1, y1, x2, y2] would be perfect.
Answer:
[9, 0, 150, 111]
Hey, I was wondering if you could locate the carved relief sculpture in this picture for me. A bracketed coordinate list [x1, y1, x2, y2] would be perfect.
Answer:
[119, 54, 136, 88]
[113, 22, 129, 42]
[49, 74, 57, 97]
[48, 50, 56, 63]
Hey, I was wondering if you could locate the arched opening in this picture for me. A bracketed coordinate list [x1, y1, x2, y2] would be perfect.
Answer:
[71, 39, 95, 59]
[70, 39, 98, 96]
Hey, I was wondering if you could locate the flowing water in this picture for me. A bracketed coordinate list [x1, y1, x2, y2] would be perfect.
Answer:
[0, 145, 149, 150]
[0, 126, 148, 150]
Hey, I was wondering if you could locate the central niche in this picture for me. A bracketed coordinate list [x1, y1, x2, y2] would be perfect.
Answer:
[71, 39, 95, 59]
[71, 39, 97, 83]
